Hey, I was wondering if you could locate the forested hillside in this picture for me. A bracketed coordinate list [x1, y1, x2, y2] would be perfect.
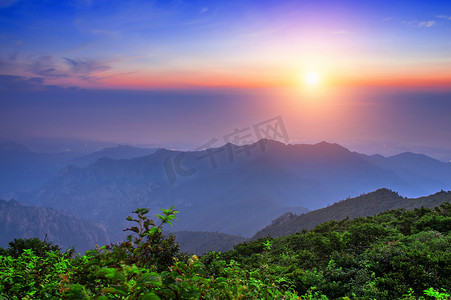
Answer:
[1, 203, 450, 299]
[254, 188, 451, 239]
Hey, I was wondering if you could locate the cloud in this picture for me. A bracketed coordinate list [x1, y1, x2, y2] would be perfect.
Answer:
[0, 75, 49, 91]
[402, 20, 436, 28]
[26, 56, 68, 79]
[0, 52, 112, 86]
[63, 58, 111, 75]
[0, 75, 85, 94]
[24, 56, 111, 80]
[199, 7, 209, 14]
[418, 20, 436, 28]
[0, 51, 18, 69]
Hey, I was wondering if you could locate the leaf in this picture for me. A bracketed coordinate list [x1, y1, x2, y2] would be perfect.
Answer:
[142, 293, 161, 300]
[145, 227, 156, 235]
[216, 277, 227, 283]
[101, 287, 128, 296]
[138, 272, 162, 286]
[96, 267, 117, 279]
[130, 226, 140, 233]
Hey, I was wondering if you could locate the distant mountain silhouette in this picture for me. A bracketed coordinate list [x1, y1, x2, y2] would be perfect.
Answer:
[71, 145, 159, 167]
[0, 143, 159, 199]
[0, 142, 80, 198]
[172, 231, 247, 254]
[0, 142, 30, 153]
[253, 189, 451, 239]
[0, 199, 110, 253]
[25, 139, 451, 238]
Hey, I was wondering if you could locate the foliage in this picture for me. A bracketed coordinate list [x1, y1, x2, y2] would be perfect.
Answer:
[0, 248, 74, 299]
[254, 189, 451, 239]
[1, 202, 450, 299]
[205, 202, 451, 300]
[0, 237, 63, 258]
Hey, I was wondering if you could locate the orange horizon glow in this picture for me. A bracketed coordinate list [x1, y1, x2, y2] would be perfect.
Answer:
[90, 70, 451, 91]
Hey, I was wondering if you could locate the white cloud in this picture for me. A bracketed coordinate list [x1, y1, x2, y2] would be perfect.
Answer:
[199, 7, 208, 14]
[418, 20, 436, 28]
[402, 20, 436, 28]
[435, 15, 451, 21]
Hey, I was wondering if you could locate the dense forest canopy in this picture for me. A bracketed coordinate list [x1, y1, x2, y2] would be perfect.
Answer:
[1, 201, 450, 299]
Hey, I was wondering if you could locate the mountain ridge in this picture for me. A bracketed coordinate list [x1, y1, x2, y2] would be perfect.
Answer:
[22, 139, 451, 238]
[253, 188, 451, 239]
[0, 199, 110, 252]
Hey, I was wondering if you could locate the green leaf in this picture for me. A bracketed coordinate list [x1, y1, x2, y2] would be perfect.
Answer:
[138, 273, 162, 286]
[149, 227, 160, 235]
[142, 293, 161, 300]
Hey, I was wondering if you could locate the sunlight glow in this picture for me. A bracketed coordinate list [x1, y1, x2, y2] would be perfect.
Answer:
[305, 72, 320, 85]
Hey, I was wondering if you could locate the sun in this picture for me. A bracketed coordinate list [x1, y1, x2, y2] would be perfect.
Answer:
[305, 72, 320, 85]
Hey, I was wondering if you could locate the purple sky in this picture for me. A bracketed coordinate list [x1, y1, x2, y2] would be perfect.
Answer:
[0, 0, 450, 160]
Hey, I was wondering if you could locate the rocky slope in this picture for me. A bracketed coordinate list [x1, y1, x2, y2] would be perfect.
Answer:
[0, 199, 110, 253]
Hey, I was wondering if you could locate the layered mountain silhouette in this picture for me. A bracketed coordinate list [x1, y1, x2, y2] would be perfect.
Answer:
[0, 199, 110, 252]
[0, 142, 159, 199]
[253, 188, 451, 239]
[71, 144, 159, 167]
[24, 139, 451, 238]
[0, 142, 80, 199]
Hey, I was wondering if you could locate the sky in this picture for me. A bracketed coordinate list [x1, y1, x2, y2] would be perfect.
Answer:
[0, 0, 451, 159]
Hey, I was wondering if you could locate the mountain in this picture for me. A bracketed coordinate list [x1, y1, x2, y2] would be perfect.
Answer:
[0, 199, 110, 252]
[71, 145, 159, 167]
[173, 231, 247, 254]
[253, 188, 451, 239]
[0, 143, 160, 199]
[26, 139, 451, 239]
[0, 142, 81, 199]
[359, 152, 451, 195]
[0, 142, 29, 153]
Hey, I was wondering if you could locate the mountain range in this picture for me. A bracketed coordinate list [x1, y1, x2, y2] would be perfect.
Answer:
[21, 139, 451, 239]
[3, 188, 450, 254]
[0, 142, 159, 199]
[0, 199, 109, 252]
[70, 144, 159, 167]
[0, 142, 80, 199]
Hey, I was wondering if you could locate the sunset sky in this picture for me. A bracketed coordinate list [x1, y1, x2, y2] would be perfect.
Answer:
[1, 0, 450, 159]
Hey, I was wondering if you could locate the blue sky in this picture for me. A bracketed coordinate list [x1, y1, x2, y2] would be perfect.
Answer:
[1, 0, 450, 88]
[0, 0, 450, 159]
